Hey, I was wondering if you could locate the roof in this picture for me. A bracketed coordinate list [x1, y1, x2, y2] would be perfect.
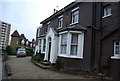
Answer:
[58, 24, 86, 32]
[19, 34, 26, 39]
[11, 30, 20, 37]
[40, 2, 80, 24]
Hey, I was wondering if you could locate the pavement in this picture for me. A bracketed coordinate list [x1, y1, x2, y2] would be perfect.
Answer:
[0, 54, 8, 81]
[6, 55, 86, 79]
[0, 54, 2, 80]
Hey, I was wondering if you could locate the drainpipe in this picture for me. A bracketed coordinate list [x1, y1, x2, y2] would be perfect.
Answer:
[98, 2, 103, 73]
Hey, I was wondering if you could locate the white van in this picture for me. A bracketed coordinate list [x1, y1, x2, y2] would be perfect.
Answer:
[17, 48, 26, 57]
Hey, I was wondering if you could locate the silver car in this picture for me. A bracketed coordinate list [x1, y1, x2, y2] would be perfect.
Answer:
[17, 48, 26, 57]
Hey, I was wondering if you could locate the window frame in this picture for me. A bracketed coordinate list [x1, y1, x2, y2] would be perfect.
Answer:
[47, 22, 51, 31]
[71, 7, 79, 25]
[102, 6, 112, 18]
[111, 41, 120, 59]
[42, 39, 46, 53]
[58, 31, 84, 59]
[57, 15, 63, 29]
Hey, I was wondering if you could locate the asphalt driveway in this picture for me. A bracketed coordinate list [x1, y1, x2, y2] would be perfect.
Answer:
[6, 55, 86, 79]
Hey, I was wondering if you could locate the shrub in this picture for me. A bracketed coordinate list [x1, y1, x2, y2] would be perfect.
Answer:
[33, 55, 41, 62]
[67, 66, 76, 72]
[55, 58, 61, 70]
[6, 45, 13, 55]
[26, 48, 33, 56]
[6, 46, 16, 55]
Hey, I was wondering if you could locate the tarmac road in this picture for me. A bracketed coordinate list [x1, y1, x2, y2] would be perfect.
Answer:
[6, 55, 86, 79]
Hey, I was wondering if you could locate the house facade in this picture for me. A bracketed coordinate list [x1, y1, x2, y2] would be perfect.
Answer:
[35, 2, 120, 79]
[11, 30, 35, 49]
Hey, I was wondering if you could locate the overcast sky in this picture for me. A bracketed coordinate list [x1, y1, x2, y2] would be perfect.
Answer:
[0, 0, 75, 41]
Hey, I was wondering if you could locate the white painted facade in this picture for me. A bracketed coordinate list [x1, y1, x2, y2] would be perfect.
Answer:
[44, 27, 58, 63]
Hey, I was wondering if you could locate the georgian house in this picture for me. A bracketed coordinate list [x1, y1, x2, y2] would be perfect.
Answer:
[35, 2, 120, 79]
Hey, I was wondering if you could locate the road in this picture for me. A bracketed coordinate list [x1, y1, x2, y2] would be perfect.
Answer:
[6, 56, 86, 79]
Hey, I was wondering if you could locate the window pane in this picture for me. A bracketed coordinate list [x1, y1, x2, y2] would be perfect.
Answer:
[61, 34, 67, 44]
[61, 45, 66, 54]
[71, 34, 78, 44]
[43, 39, 46, 52]
[58, 18, 63, 28]
[71, 45, 77, 55]
[104, 7, 111, 16]
[72, 11, 79, 23]
[114, 41, 120, 55]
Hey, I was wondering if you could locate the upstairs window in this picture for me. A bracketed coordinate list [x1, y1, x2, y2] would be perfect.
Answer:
[58, 16, 63, 29]
[37, 29, 40, 37]
[103, 6, 112, 18]
[47, 22, 51, 31]
[71, 7, 79, 24]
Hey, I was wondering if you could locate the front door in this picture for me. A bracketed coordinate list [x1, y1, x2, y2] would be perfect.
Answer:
[48, 37, 52, 61]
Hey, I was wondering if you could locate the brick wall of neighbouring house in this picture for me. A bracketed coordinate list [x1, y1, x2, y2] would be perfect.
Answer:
[11, 37, 19, 47]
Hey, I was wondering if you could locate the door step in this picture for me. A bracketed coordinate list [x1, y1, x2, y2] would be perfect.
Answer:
[41, 61, 50, 66]
[35, 63, 51, 69]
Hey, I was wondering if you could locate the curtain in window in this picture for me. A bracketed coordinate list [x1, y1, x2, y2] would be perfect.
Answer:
[71, 34, 78, 55]
[61, 34, 67, 54]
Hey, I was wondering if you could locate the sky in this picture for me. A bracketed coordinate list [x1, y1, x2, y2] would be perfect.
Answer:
[0, 0, 75, 41]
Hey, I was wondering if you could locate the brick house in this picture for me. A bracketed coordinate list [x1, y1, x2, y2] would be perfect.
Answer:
[11, 30, 35, 48]
[35, 2, 120, 79]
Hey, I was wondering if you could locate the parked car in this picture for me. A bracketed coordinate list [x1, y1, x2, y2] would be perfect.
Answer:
[17, 48, 26, 57]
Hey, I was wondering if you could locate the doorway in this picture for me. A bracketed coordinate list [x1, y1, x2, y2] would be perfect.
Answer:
[48, 37, 51, 61]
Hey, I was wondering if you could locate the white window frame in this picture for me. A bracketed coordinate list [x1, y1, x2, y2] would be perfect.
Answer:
[21, 39, 25, 45]
[71, 8, 79, 25]
[60, 33, 68, 55]
[58, 31, 84, 59]
[57, 15, 63, 29]
[111, 41, 120, 59]
[47, 22, 51, 30]
[37, 29, 40, 37]
[102, 6, 112, 18]
[39, 39, 42, 53]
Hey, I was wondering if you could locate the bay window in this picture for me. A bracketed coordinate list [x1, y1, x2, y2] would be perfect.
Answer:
[59, 31, 84, 58]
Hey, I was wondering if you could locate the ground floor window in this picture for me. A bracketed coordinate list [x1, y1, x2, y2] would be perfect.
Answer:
[111, 41, 120, 59]
[42, 39, 46, 52]
[59, 31, 84, 58]
[61, 33, 67, 54]
[39, 39, 42, 52]
[114, 41, 120, 56]
[38, 38, 46, 53]
[70, 33, 78, 56]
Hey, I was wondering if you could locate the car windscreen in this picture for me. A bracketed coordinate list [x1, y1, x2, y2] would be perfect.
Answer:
[18, 49, 26, 51]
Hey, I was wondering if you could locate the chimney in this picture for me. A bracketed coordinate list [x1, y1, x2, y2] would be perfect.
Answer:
[53, 9, 58, 14]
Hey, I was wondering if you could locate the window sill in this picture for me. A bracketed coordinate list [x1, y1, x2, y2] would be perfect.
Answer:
[70, 22, 79, 26]
[102, 14, 112, 18]
[111, 55, 120, 59]
[58, 54, 83, 59]
[57, 27, 62, 30]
